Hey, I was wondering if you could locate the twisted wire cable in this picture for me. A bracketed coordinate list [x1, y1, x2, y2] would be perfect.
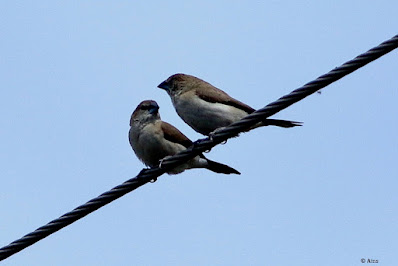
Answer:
[1, 34, 397, 261]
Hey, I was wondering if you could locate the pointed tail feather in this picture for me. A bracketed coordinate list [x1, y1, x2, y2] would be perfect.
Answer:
[261, 118, 303, 128]
[205, 159, 240, 175]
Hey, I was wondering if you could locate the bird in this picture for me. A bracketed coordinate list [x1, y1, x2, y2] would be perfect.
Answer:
[158, 73, 302, 136]
[129, 100, 240, 175]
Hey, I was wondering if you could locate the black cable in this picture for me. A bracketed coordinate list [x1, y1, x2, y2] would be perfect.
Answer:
[159, 35, 398, 168]
[1, 34, 397, 261]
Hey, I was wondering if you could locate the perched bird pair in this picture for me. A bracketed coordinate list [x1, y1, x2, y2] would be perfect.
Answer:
[129, 74, 302, 175]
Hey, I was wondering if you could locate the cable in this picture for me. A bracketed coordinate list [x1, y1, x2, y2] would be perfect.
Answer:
[1, 34, 397, 261]
[158, 35, 398, 168]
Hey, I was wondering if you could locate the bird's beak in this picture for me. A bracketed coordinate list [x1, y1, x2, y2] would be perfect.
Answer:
[149, 105, 159, 115]
[158, 81, 169, 91]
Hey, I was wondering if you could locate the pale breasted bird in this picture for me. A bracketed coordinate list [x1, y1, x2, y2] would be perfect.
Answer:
[158, 73, 302, 136]
[129, 100, 240, 175]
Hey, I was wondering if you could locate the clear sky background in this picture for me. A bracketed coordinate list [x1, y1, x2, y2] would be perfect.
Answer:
[1, 1, 397, 265]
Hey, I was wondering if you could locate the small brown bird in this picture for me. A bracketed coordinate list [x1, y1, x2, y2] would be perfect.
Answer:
[129, 100, 240, 175]
[158, 73, 302, 136]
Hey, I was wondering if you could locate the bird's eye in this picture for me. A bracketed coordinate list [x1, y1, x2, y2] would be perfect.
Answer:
[141, 105, 150, 110]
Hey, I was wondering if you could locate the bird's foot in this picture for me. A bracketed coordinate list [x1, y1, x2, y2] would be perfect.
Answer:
[192, 138, 213, 153]
[209, 127, 228, 144]
[158, 156, 172, 169]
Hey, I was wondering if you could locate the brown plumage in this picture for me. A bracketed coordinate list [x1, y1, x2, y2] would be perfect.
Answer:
[129, 100, 240, 175]
[158, 73, 302, 136]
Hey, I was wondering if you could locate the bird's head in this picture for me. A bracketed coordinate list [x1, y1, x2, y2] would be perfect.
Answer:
[158, 73, 204, 97]
[130, 100, 160, 126]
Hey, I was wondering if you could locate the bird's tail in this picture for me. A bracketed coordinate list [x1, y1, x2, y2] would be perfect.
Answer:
[260, 118, 303, 128]
[205, 158, 240, 175]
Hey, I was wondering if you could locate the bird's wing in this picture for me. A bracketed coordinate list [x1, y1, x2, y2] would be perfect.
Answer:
[161, 121, 193, 148]
[195, 84, 255, 113]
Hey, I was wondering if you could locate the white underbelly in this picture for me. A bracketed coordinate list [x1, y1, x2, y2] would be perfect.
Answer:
[175, 96, 248, 134]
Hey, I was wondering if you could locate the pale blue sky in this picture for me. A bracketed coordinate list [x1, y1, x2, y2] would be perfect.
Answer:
[1, 1, 397, 265]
